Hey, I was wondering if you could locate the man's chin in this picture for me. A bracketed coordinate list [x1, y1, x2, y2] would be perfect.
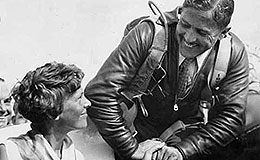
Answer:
[180, 47, 204, 58]
[180, 51, 195, 58]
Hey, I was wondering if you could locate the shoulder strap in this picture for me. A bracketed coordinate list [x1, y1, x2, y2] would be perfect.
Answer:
[210, 34, 232, 88]
[200, 35, 232, 124]
[120, 16, 168, 102]
[120, 6, 180, 103]
[128, 7, 180, 94]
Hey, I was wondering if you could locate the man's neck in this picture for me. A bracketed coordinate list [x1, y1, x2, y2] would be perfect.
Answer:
[179, 48, 212, 71]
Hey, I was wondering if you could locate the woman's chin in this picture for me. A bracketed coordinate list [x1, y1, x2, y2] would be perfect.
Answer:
[78, 114, 88, 128]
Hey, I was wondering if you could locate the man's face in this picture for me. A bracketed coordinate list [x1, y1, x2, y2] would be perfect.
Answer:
[0, 82, 13, 128]
[176, 7, 224, 58]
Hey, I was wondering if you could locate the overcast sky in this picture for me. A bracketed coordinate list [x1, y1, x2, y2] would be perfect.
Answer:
[0, 0, 259, 88]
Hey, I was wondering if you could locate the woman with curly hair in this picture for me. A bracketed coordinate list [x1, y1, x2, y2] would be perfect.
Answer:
[0, 62, 89, 160]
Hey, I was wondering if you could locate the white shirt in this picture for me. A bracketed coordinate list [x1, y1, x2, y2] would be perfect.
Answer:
[1, 134, 85, 160]
[179, 48, 212, 73]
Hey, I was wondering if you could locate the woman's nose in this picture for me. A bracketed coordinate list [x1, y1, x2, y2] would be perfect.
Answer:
[0, 105, 7, 116]
[82, 97, 91, 109]
[0, 110, 6, 116]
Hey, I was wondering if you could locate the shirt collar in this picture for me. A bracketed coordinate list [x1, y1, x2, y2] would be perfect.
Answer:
[179, 48, 211, 71]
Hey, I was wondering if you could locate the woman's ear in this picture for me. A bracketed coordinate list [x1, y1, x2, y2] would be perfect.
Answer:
[55, 115, 60, 121]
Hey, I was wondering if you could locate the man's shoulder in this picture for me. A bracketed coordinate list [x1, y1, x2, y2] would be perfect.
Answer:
[164, 8, 179, 25]
[222, 32, 247, 63]
[228, 32, 245, 50]
[0, 123, 30, 141]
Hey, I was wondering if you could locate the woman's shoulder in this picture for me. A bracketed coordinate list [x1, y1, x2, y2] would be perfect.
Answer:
[75, 149, 85, 160]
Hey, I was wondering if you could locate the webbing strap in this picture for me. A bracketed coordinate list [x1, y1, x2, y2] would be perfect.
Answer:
[210, 35, 231, 87]
[120, 17, 168, 105]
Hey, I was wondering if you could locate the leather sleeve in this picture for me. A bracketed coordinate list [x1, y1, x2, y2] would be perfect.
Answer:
[174, 33, 249, 159]
[84, 22, 154, 158]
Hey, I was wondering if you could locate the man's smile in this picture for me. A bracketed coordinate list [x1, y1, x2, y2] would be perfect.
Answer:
[183, 39, 197, 48]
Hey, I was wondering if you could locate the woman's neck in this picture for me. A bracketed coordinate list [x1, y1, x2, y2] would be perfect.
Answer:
[31, 121, 70, 157]
[44, 131, 66, 150]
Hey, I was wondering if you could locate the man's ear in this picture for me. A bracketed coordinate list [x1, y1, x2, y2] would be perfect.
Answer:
[177, 6, 183, 19]
[177, 6, 183, 14]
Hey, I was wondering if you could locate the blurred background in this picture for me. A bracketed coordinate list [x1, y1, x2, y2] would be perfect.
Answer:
[0, 0, 259, 88]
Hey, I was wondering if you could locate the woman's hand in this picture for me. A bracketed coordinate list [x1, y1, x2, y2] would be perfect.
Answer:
[131, 139, 165, 159]
[142, 142, 165, 160]
[152, 146, 183, 160]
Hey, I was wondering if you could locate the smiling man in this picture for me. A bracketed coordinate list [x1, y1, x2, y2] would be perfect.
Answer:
[0, 78, 13, 128]
[85, 0, 249, 159]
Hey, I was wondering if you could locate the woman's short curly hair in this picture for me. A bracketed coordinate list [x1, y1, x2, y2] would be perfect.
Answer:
[12, 62, 84, 124]
[182, 0, 234, 29]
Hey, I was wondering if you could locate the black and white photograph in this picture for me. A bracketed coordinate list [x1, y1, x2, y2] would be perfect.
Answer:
[0, 0, 260, 159]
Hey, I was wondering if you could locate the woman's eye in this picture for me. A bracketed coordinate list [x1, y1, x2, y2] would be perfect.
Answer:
[3, 97, 11, 103]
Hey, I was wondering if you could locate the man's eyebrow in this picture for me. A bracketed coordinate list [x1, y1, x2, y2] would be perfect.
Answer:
[181, 18, 189, 24]
[78, 92, 83, 98]
[197, 27, 211, 34]
[181, 17, 211, 34]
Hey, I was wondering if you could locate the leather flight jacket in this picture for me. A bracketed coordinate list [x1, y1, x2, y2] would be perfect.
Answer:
[84, 9, 249, 160]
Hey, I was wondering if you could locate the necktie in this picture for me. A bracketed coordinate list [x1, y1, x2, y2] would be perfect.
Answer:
[177, 58, 195, 98]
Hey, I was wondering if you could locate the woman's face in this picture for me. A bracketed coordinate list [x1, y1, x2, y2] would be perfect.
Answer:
[58, 87, 90, 130]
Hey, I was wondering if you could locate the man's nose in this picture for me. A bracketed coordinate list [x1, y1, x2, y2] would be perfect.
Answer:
[184, 29, 197, 43]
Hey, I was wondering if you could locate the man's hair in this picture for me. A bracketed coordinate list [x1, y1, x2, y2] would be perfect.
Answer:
[12, 62, 84, 124]
[183, 0, 234, 29]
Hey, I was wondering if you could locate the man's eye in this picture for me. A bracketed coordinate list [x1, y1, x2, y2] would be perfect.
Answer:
[180, 21, 190, 28]
[197, 30, 209, 37]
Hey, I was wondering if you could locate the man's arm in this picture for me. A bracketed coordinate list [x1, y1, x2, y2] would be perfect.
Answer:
[84, 22, 154, 159]
[174, 33, 249, 159]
